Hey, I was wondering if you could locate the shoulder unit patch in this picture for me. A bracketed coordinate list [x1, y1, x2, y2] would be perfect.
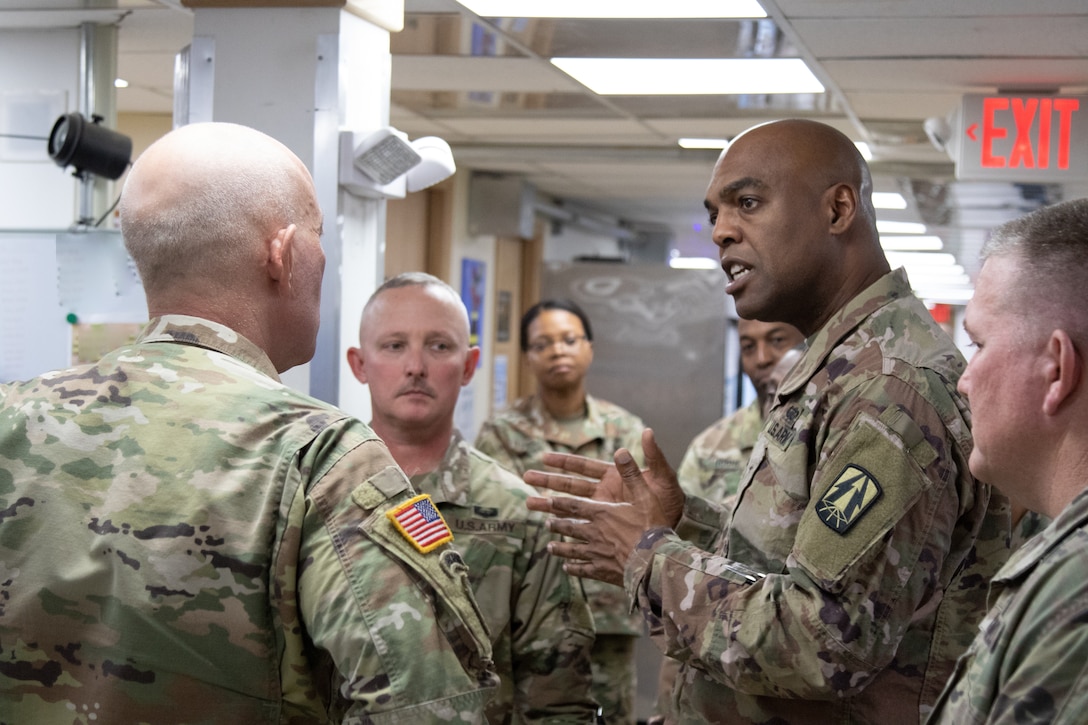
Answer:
[387, 494, 455, 553]
[816, 464, 883, 535]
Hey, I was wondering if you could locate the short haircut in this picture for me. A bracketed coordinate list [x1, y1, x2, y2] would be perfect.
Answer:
[982, 197, 1088, 341]
[519, 299, 594, 352]
[119, 127, 306, 292]
[372, 271, 458, 300]
[360, 271, 468, 334]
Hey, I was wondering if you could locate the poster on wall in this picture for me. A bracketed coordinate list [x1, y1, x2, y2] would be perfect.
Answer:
[496, 290, 512, 343]
[492, 354, 508, 412]
[461, 258, 486, 367]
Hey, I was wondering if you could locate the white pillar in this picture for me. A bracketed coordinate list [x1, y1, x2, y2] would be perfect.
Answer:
[184, 4, 397, 410]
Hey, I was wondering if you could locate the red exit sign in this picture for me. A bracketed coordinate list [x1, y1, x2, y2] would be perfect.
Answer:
[956, 94, 1088, 181]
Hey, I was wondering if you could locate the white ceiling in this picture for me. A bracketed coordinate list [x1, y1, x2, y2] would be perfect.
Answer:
[6, 0, 1088, 292]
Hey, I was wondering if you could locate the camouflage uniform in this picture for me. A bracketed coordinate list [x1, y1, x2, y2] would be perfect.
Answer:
[654, 401, 764, 722]
[0, 316, 497, 724]
[476, 394, 645, 725]
[409, 432, 598, 723]
[624, 269, 1011, 724]
[928, 491, 1088, 725]
[1011, 509, 1050, 550]
[676, 401, 763, 502]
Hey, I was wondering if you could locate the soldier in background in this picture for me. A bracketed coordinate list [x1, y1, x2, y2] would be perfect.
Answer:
[0, 123, 496, 723]
[676, 319, 805, 503]
[526, 119, 1011, 724]
[760, 343, 805, 417]
[476, 298, 645, 725]
[347, 273, 598, 724]
[929, 198, 1088, 724]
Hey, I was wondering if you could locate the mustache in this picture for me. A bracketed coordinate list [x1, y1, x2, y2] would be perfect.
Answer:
[396, 382, 436, 398]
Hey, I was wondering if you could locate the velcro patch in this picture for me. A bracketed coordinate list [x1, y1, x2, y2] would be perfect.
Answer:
[816, 464, 883, 535]
[387, 494, 454, 553]
[766, 405, 802, 449]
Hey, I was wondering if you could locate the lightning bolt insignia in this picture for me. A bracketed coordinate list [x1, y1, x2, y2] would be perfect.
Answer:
[817, 465, 883, 534]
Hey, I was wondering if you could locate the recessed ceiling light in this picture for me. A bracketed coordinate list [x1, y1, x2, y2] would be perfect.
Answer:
[114, 78, 129, 88]
[458, 0, 765, 18]
[551, 58, 824, 95]
[872, 192, 907, 209]
[678, 138, 730, 149]
[877, 220, 926, 234]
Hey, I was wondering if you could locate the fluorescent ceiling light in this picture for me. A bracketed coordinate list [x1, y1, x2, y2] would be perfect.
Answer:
[880, 235, 943, 251]
[872, 192, 907, 209]
[551, 58, 824, 95]
[877, 220, 926, 234]
[885, 251, 958, 267]
[679, 137, 730, 149]
[458, 0, 766, 18]
[914, 287, 975, 304]
[886, 252, 969, 279]
[854, 142, 872, 161]
[907, 269, 971, 285]
[669, 256, 720, 270]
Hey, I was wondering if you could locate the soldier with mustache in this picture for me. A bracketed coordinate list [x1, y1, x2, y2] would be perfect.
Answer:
[347, 273, 598, 724]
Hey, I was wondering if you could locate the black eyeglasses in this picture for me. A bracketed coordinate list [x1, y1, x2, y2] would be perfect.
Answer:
[527, 334, 587, 354]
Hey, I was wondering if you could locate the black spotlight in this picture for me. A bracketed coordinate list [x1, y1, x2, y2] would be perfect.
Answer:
[47, 112, 132, 180]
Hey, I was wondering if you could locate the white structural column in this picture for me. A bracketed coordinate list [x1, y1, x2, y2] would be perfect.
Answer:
[184, 3, 397, 409]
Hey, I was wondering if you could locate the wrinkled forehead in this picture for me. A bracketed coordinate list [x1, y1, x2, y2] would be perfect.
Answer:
[737, 318, 785, 340]
[708, 136, 797, 195]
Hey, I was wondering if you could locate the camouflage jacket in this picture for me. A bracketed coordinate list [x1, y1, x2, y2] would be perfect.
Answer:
[410, 432, 598, 724]
[676, 401, 763, 503]
[625, 269, 1011, 724]
[928, 490, 1088, 725]
[476, 393, 645, 636]
[656, 402, 763, 721]
[0, 315, 497, 725]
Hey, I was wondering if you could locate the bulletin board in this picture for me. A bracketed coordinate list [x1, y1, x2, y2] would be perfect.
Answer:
[0, 230, 147, 383]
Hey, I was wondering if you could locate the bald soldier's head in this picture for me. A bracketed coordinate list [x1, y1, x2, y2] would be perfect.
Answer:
[119, 123, 326, 372]
[704, 119, 889, 336]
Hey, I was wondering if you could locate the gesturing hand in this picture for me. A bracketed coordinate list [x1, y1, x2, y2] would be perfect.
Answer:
[525, 429, 685, 586]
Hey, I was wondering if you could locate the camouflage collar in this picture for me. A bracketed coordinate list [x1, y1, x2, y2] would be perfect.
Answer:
[995, 488, 1086, 586]
[138, 315, 280, 381]
[520, 393, 609, 448]
[410, 431, 476, 507]
[774, 268, 912, 401]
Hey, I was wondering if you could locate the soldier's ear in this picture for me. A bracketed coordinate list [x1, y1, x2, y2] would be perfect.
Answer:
[462, 347, 480, 386]
[266, 224, 297, 287]
[346, 346, 367, 384]
[1042, 329, 1082, 416]
[827, 183, 859, 234]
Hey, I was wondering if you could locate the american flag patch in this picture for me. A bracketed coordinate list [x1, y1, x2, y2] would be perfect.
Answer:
[387, 494, 454, 553]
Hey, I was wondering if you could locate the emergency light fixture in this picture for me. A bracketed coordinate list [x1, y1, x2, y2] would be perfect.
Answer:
[339, 127, 456, 199]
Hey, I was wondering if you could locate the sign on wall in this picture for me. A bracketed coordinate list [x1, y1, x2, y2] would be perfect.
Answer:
[956, 93, 1087, 181]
